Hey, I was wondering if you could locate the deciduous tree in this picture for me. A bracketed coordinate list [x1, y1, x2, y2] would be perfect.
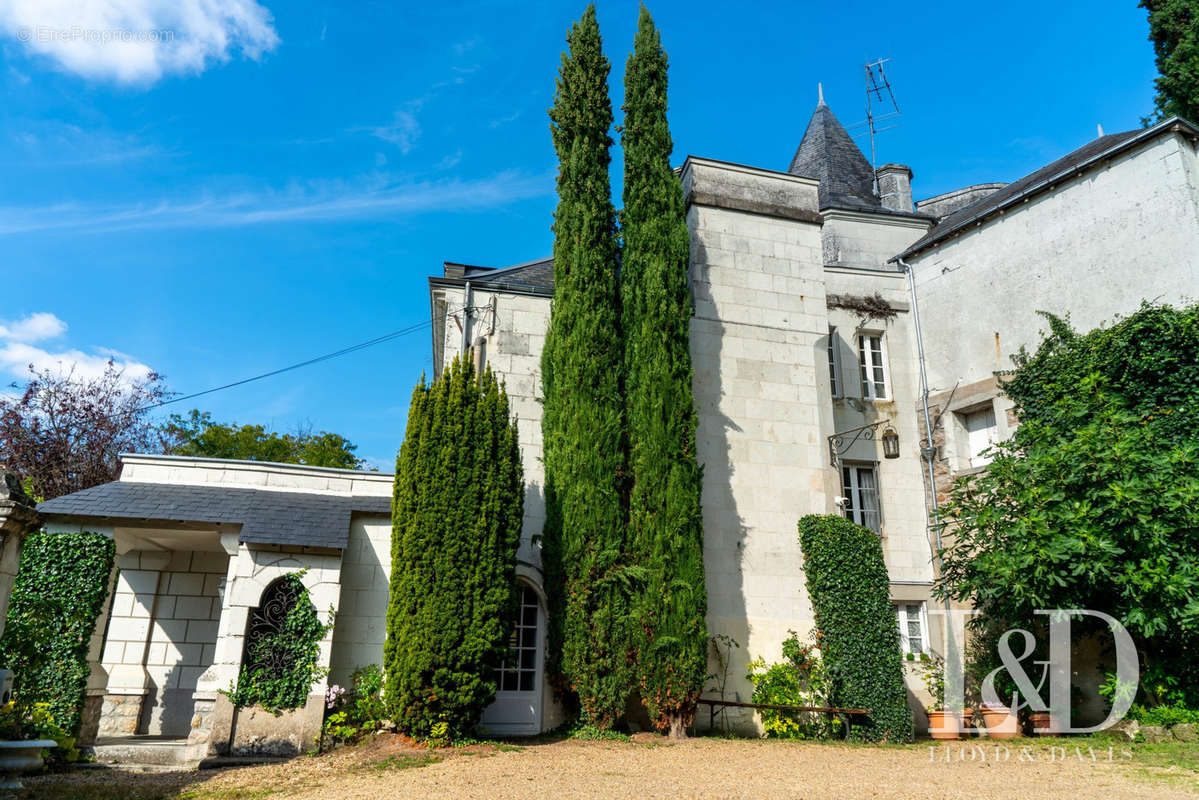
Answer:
[163, 409, 365, 469]
[1141, 0, 1199, 124]
[937, 303, 1199, 708]
[0, 362, 170, 501]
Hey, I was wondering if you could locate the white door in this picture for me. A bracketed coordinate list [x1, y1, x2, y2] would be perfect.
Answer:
[479, 585, 544, 735]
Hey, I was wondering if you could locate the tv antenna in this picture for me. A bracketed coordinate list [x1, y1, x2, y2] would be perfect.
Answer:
[863, 58, 900, 195]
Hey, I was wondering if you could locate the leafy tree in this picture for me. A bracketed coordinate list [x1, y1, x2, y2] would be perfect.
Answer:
[540, 4, 630, 728]
[163, 409, 365, 469]
[937, 303, 1199, 707]
[621, 6, 707, 738]
[0, 362, 171, 501]
[384, 356, 524, 740]
[1141, 0, 1199, 124]
[798, 515, 914, 742]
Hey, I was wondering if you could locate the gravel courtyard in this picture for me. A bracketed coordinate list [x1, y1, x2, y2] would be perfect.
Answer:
[21, 735, 1199, 800]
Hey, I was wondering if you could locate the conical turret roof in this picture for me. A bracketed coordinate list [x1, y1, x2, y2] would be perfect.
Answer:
[788, 98, 881, 211]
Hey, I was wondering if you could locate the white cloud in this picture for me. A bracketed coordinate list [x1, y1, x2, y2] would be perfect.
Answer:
[0, 311, 66, 342]
[0, 0, 280, 85]
[0, 312, 153, 381]
[367, 109, 420, 153]
[0, 169, 553, 235]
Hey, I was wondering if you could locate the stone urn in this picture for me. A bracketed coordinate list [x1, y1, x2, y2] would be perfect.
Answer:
[0, 739, 55, 791]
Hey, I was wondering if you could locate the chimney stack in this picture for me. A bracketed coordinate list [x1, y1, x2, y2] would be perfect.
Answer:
[876, 164, 914, 213]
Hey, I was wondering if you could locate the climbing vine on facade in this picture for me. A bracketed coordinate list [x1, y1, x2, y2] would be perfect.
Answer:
[226, 572, 331, 713]
[798, 514, 913, 742]
[0, 530, 116, 737]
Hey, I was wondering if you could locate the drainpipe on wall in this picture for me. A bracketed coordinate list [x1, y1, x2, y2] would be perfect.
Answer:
[898, 258, 956, 627]
[461, 280, 473, 360]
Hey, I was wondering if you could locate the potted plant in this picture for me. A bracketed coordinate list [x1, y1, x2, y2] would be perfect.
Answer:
[0, 701, 60, 791]
[980, 702, 1020, 739]
[920, 656, 964, 741]
[1028, 711, 1060, 735]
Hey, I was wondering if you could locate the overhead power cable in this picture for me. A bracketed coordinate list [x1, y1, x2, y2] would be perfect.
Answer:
[140, 319, 432, 411]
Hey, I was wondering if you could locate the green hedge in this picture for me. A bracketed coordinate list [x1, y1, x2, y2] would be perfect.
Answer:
[798, 515, 913, 742]
[384, 356, 524, 740]
[0, 530, 116, 736]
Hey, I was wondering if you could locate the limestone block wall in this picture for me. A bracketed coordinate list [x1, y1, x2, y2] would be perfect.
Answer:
[908, 130, 1199, 395]
[822, 266, 934, 585]
[820, 209, 930, 270]
[682, 158, 832, 731]
[329, 514, 391, 687]
[96, 549, 228, 737]
[432, 285, 551, 573]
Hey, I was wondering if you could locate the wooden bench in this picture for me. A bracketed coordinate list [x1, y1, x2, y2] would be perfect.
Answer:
[696, 698, 871, 739]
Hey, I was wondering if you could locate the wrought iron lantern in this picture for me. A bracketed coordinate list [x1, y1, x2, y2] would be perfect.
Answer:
[881, 426, 900, 459]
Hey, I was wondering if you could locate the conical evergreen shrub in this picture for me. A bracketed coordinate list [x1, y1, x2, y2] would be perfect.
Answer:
[540, 4, 632, 728]
[383, 355, 524, 739]
[621, 5, 707, 738]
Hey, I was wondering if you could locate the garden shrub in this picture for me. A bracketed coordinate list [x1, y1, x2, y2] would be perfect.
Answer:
[1128, 703, 1199, 727]
[226, 572, 331, 712]
[798, 514, 914, 742]
[0, 530, 115, 738]
[745, 631, 835, 739]
[938, 303, 1199, 710]
[384, 356, 524, 740]
[322, 664, 386, 749]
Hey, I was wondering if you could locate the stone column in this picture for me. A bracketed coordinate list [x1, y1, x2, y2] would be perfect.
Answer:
[0, 471, 40, 642]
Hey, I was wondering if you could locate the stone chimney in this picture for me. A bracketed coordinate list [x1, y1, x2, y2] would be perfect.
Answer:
[877, 164, 914, 213]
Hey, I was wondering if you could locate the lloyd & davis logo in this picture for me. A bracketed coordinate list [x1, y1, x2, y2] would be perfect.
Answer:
[932, 608, 1139, 735]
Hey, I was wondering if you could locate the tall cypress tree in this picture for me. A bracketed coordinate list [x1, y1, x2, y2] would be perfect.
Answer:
[1141, 1, 1199, 124]
[540, 4, 630, 728]
[384, 356, 524, 739]
[621, 5, 707, 738]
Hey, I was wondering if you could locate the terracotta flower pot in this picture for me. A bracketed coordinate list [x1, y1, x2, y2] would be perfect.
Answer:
[1029, 712, 1060, 736]
[927, 710, 963, 741]
[960, 708, 976, 739]
[980, 706, 1019, 739]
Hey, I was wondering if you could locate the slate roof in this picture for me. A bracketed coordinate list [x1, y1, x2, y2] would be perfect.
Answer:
[445, 257, 555, 294]
[37, 481, 392, 550]
[899, 117, 1199, 258]
[788, 101, 882, 212]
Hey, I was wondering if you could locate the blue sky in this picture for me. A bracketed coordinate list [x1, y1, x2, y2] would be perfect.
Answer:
[0, 0, 1158, 469]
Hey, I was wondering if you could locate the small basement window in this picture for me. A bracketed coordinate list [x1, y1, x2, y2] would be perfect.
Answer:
[959, 404, 998, 468]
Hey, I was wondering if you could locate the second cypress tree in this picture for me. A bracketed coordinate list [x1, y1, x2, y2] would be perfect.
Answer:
[621, 6, 707, 738]
[540, 5, 631, 728]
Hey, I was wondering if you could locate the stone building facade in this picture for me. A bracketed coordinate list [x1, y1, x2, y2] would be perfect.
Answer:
[426, 102, 1199, 731]
[29, 99, 1199, 751]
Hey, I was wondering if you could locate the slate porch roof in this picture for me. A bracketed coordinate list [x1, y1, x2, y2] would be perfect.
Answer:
[439, 257, 554, 295]
[38, 481, 391, 550]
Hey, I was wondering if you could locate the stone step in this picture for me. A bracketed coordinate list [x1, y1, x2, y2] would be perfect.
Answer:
[92, 736, 205, 770]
